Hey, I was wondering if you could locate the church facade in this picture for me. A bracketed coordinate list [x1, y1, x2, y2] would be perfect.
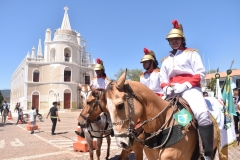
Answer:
[10, 7, 95, 110]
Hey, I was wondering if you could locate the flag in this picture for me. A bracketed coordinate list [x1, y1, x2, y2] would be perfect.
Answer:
[222, 73, 236, 116]
[212, 71, 237, 159]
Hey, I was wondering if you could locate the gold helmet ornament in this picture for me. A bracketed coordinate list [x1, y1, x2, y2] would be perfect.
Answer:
[94, 58, 105, 71]
[166, 20, 185, 40]
[140, 48, 156, 63]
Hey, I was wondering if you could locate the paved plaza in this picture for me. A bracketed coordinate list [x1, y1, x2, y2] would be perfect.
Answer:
[0, 110, 240, 160]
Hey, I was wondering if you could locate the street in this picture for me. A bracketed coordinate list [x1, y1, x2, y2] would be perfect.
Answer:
[0, 111, 137, 160]
[0, 110, 240, 160]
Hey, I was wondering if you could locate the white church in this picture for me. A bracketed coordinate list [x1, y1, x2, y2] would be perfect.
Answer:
[10, 7, 95, 110]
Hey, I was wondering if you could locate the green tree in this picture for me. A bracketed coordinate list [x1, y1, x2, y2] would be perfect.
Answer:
[114, 68, 143, 81]
[206, 78, 216, 93]
[0, 91, 3, 107]
[208, 69, 217, 74]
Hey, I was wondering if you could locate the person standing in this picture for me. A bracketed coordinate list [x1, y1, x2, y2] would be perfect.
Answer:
[140, 47, 164, 98]
[28, 106, 36, 134]
[46, 102, 61, 135]
[2, 102, 9, 125]
[160, 20, 213, 159]
[14, 103, 19, 113]
[233, 88, 239, 133]
[15, 107, 24, 124]
[1, 99, 9, 116]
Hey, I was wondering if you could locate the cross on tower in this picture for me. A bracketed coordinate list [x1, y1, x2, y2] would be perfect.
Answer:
[64, 6, 69, 13]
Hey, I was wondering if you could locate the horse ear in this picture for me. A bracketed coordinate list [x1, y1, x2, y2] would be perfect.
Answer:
[91, 87, 98, 97]
[90, 85, 94, 91]
[78, 83, 82, 90]
[116, 69, 127, 91]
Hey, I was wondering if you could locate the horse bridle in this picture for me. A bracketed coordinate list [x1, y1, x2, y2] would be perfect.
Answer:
[79, 93, 104, 125]
[109, 81, 177, 147]
[79, 90, 113, 138]
[80, 89, 92, 102]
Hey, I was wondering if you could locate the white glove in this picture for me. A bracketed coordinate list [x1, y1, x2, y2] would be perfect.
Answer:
[173, 83, 189, 93]
[163, 86, 174, 95]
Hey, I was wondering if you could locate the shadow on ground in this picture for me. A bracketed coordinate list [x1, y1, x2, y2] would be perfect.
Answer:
[110, 153, 136, 160]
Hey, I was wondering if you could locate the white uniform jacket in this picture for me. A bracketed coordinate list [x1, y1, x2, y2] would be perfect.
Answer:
[90, 76, 109, 90]
[140, 68, 164, 96]
[160, 48, 205, 88]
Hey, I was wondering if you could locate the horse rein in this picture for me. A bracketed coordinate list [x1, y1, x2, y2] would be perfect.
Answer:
[79, 93, 104, 125]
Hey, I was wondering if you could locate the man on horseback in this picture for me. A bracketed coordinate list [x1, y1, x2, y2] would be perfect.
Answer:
[75, 58, 110, 137]
[140, 48, 164, 98]
[160, 20, 213, 160]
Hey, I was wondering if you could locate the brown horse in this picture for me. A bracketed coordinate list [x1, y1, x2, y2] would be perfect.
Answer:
[99, 71, 219, 160]
[78, 85, 144, 160]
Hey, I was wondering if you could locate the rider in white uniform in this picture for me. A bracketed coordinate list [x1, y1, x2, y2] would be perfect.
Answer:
[140, 48, 164, 98]
[90, 58, 109, 90]
[160, 20, 213, 160]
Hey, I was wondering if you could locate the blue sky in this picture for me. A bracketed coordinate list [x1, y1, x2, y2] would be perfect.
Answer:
[1, 0, 239, 89]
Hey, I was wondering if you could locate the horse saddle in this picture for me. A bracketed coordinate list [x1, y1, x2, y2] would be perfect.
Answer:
[144, 96, 197, 149]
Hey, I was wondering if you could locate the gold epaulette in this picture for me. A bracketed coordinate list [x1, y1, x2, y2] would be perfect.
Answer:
[161, 56, 169, 63]
[153, 68, 160, 72]
[183, 48, 198, 53]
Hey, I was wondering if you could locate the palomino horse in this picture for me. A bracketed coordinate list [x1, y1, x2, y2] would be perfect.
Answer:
[78, 84, 144, 160]
[94, 71, 219, 160]
[79, 84, 111, 160]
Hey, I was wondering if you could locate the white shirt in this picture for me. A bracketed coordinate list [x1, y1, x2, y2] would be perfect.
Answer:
[140, 69, 164, 95]
[91, 76, 108, 89]
[28, 110, 36, 122]
[160, 49, 205, 88]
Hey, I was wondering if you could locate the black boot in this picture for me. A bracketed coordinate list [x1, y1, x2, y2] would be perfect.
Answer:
[75, 130, 85, 138]
[199, 123, 214, 160]
[110, 129, 114, 137]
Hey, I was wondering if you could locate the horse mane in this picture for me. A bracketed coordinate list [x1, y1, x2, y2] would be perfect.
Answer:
[129, 81, 168, 108]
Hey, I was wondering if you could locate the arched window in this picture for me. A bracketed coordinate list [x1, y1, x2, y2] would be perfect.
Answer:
[33, 69, 40, 82]
[64, 48, 71, 62]
[64, 67, 71, 82]
[50, 48, 55, 62]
